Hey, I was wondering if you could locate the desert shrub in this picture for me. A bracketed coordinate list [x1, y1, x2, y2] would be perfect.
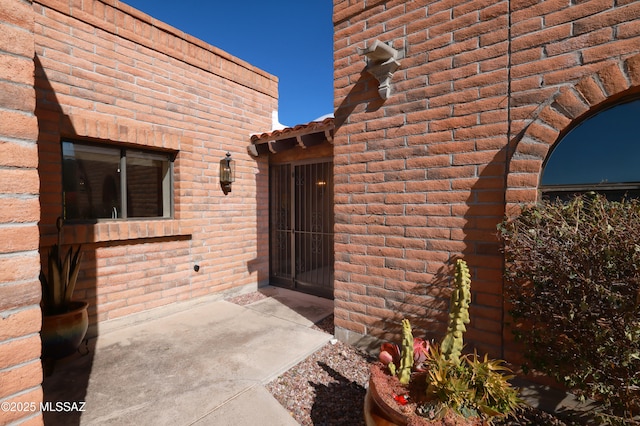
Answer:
[498, 193, 640, 422]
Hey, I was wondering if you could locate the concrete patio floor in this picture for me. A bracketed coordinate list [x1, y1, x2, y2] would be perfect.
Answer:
[40, 285, 618, 426]
[42, 287, 334, 426]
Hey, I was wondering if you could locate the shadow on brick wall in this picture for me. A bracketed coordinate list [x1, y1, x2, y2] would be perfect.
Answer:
[246, 157, 270, 288]
[34, 55, 96, 426]
[334, 71, 384, 130]
[461, 144, 511, 358]
[332, 68, 453, 350]
[333, 62, 517, 359]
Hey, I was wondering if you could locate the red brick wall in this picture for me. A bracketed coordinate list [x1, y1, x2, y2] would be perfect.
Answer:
[333, 0, 640, 358]
[0, 0, 44, 424]
[31, 0, 277, 331]
[2, 0, 276, 419]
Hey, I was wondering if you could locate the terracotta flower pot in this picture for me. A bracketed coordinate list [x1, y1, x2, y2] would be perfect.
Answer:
[364, 363, 484, 426]
[364, 377, 409, 426]
[364, 363, 425, 426]
[41, 300, 89, 360]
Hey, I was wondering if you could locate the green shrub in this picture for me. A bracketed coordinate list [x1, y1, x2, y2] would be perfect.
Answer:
[498, 193, 640, 422]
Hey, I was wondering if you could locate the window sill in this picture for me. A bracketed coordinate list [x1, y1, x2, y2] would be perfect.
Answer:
[63, 219, 188, 245]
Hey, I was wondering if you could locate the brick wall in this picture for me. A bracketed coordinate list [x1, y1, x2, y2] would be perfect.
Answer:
[0, 0, 44, 424]
[333, 0, 640, 358]
[32, 0, 277, 330]
[3, 0, 276, 421]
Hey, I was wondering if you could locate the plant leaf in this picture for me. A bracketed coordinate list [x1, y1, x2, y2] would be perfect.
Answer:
[64, 247, 83, 305]
[49, 246, 63, 311]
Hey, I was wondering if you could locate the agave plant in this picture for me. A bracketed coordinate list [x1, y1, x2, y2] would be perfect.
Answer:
[420, 344, 523, 422]
[40, 217, 84, 315]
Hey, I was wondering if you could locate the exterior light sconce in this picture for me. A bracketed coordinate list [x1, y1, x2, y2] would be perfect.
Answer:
[358, 39, 402, 100]
[219, 152, 235, 195]
[316, 179, 327, 194]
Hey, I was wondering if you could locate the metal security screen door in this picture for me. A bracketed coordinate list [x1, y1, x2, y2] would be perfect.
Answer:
[270, 161, 334, 299]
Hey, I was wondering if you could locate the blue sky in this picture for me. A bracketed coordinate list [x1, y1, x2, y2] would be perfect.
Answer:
[124, 0, 334, 127]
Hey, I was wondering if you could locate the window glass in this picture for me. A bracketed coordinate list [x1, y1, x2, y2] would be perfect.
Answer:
[62, 141, 172, 220]
[541, 98, 640, 199]
[126, 151, 169, 218]
[62, 143, 122, 220]
[542, 99, 640, 186]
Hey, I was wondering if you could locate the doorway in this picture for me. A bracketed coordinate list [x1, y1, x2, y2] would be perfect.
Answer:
[269, 160, 334, 299]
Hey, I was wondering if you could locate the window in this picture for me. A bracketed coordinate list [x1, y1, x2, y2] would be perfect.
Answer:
[62, 141, 173, 220]
[541, 98, 640, 200]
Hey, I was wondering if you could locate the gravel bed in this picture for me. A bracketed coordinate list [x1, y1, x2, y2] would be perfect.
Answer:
[266, 315, 375, 426]
[228, 291, 375, 425]
[229, 291, 581, 426]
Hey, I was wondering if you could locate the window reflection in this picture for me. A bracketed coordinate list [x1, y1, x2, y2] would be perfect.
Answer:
[62, 143, 121, 220]
[541, 98, 640, 200]
[62, 141, 172, 220]
[127, 152, 169, 218]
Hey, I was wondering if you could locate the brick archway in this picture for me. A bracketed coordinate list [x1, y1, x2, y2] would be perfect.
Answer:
[505, 53, 640, 216]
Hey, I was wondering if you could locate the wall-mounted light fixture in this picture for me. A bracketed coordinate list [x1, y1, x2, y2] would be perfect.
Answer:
[357, 39, 402, 100]
[219, 152, 235, 195]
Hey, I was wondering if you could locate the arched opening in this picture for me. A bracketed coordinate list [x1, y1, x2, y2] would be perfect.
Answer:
[541, 97, 640, 200]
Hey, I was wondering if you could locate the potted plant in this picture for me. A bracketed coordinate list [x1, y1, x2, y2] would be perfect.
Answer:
[365, 259, 523, 425]
[40, 217, 89, 361]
